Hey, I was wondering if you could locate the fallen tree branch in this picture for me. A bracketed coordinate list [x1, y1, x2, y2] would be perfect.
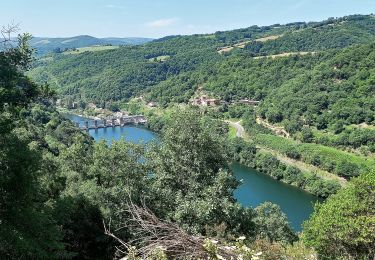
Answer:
[103, 200, 238, 259]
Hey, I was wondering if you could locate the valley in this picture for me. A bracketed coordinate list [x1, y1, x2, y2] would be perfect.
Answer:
[1, 7, 374, 259]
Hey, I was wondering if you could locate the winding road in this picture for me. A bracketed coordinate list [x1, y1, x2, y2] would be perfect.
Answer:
[227, 120, 245, 138]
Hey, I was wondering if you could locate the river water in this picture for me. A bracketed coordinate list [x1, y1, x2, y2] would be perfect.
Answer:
[65, 113, 321, 231]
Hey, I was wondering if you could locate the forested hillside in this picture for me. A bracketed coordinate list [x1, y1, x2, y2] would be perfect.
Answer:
[29, 15, 375, 104]
[29, 15, 375, 157]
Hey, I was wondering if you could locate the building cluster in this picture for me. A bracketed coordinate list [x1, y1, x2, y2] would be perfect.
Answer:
[113, 111, 129, 118]
[191, 95, 260, 107]
[237, 99, 260, 106]
[191, 95, 221, 106]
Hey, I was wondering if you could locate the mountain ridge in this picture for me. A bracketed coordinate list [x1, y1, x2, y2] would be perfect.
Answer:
[27, 35, 154, 55]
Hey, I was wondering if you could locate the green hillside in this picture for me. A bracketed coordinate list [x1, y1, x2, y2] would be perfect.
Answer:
[29, 14, 375, 160]
[30, 15, 375, 103]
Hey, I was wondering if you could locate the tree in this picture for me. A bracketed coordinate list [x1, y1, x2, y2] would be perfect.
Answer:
[335, 160, 360, 178]
[266, 107, 283, 123]
[303, 172, 375, 259]
[254, 202, 298, 244]
[0, 32, 66, 258]
[0, 32, 37, 108]
[53, 196, 111, 259]
[300, 127, 314, 143]
[148, 109, 255, 237]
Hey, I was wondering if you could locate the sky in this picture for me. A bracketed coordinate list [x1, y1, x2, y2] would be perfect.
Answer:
[2, 0, 375, 38]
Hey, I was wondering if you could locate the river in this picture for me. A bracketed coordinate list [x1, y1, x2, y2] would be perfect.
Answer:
[65, 113, 321, 231]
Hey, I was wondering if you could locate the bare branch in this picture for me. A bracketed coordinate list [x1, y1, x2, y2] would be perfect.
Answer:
[104, 200, 238, 259]
[1, 22, 20, 47]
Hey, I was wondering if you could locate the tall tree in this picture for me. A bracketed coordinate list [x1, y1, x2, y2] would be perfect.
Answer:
[149, 109, 255, 237]
[0, 32, 66, 258]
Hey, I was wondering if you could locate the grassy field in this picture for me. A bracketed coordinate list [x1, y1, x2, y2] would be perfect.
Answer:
[253, 51, 316, 59]
[228, 125, 237, 139]
[254, 134, 375, 174]
[64, 45, 119, 55]
[254, 35, 282, 42]
[148, 55, 171, 62]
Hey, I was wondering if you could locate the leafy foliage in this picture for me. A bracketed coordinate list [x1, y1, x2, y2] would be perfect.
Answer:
[254, 202, 298, 244]
[303, 172, 375, 259]
[148, 109, 256, 238]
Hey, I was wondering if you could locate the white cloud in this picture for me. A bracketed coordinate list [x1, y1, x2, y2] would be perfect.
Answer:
[146, 18, 179, 28]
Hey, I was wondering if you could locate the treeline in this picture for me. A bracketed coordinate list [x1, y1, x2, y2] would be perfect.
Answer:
[311, 127, 375, 153]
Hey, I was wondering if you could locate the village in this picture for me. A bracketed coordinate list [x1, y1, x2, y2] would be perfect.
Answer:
[191, 95, 260, 107]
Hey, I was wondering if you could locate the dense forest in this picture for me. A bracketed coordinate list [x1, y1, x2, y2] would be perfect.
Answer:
[29, 15, 375, 104]
[2, 14, 375, 259]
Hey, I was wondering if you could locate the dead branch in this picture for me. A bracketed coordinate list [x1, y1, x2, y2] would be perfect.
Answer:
[104, 201, 238, 259]
[1, 22, 20, 47]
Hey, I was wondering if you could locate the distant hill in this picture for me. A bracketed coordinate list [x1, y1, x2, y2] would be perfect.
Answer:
[29, 14, 375, 103]
[28, 35, 153, 55]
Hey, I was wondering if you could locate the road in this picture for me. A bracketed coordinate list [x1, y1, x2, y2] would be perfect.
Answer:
[227, 120, 245, 138]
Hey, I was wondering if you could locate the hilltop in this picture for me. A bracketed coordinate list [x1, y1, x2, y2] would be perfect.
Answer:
[28, 35, 153, 55]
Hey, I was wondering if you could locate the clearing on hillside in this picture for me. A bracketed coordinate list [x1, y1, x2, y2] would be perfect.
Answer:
[148, 55, 171, 62]
[253, 51, 316, 59]
[255, 34, 282, 42]
[217, 35, 282, 54]
[63, 45, 119, 55]
[217, 46, 234, 54]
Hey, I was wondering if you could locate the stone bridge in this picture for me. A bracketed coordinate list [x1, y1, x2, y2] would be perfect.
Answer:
[78, 115, 147, 130]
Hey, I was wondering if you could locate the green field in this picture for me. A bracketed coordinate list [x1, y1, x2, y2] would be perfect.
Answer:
[254, 134, 375, 175]
[148, 55, 171, 62]
[228, 125, 237, 139]
[63, 45, 119, 55]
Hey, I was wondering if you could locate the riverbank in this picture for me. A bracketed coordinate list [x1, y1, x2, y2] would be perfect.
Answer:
[62, 104, 340, 198]
[64, 112, 320, 231]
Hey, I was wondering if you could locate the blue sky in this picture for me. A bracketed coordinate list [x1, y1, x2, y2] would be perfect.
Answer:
[2, 0, 375, 38]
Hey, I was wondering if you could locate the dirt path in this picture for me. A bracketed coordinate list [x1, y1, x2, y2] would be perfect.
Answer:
[256, 117, 290, 138]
